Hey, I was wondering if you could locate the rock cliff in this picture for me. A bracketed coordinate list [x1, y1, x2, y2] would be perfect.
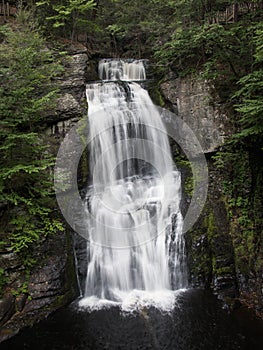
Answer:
[159, 71, 262, 315]
[0, 43, 88, 342]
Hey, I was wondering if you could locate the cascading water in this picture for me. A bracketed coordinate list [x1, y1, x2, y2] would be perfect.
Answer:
[98, 59, 146, 81]
[79, 59, 187, 311]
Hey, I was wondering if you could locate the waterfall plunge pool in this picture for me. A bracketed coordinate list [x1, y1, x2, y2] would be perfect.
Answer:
[1, 289, 263, 350]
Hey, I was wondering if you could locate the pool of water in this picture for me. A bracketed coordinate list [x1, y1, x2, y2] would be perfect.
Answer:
[1, 289, 263, 350]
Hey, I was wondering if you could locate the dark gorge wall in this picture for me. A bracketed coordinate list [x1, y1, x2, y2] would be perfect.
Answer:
[0, 43, 89, 342]
[159, 72, 263, 315]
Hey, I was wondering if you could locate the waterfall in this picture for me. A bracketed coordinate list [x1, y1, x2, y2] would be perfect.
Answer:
[98, 59, 146, 81]
[79, 60, 187, 311]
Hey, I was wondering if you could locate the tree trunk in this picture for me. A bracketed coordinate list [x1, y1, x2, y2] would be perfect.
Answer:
[2, 0, 6, 21]
[233, 3, 238, 22]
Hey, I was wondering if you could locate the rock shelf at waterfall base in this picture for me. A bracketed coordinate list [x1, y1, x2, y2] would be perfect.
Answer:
[78, 59, 188, 309]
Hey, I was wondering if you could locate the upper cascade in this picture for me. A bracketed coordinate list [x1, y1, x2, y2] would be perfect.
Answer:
[98, 59, 146, 81]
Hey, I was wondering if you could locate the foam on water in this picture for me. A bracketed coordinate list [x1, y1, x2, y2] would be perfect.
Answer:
[78, 289, 187, 313]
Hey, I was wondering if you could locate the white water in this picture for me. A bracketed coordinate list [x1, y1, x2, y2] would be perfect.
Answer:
[79, 60, 187, 311]
[98, 59, 146, 81]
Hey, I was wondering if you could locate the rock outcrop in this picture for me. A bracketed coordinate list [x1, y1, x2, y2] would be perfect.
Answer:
[0, 43, 89, 342]
[46, 44, 88, 127]
[160, 70, 262, 316]
[0, 230, 78, 342]
[159, 71, 239, 302]
[160, 71, 233, 153]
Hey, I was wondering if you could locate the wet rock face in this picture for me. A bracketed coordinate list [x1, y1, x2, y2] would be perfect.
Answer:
[45, 45, 89, 126]
[185, 162, 238, 301]
[160, 72, 233, 153]
[209, 200, 237, 298]
[0, 231, 78, 343]
[0, 44, 88, 343]
[73, 233, 88, 295]
[162, 73, 238, 302]
[57, 53, 88, 99]
[0, 295, 16, 328]
[56, 93, 83, 119]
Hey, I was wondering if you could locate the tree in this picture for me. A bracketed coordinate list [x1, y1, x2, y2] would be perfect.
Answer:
[0, 11, 63, 257]
[36, 0, 96, 40]
[233, 23, 263, 141]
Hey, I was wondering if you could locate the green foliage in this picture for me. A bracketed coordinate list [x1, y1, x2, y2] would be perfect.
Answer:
[92, 0, 181, 56]
[11, 281, 30, 297]
[154, 20, 256, 77]
[152, 2, 263, 144]
[36, 0, 97, 40]
[232, 24, 263, 141]
[0, 12, 64, 269]
[176, 157, 194, 196]
[0, 268, 8, 296]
